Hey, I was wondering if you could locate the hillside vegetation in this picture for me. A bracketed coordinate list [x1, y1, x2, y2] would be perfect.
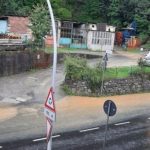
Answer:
[0, 0, 149, 41]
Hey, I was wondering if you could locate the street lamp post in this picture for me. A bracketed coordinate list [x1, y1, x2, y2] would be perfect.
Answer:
[46, 0, 57, 150]
[46, 0, 57, 90]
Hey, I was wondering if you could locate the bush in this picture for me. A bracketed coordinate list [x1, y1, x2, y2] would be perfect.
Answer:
[64, 56, 150, 94]
[64, 56, 87, 80]
[84, 67, 102, 92]
[139, 33, 150, 45]
[64, 56, 103, 92]
[62, 84, 73, 95]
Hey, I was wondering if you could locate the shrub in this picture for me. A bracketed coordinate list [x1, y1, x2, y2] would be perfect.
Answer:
[64, 56, 103, 92]
[64, 56, 150, 94]
[62, 84, 73, 95]
[64, 56, 87, 80]
[84, 67, 102, 92]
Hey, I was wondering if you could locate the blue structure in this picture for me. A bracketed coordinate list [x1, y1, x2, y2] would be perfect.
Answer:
[0, 20, 7, 33]
[122, 29, 130, 45]
[121, 20, 137, 46]
[130, 20, 137, 36]
[59, 38, 71, 45]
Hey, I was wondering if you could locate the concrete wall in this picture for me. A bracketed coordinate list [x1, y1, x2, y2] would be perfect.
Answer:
[0, 51, 53, 76]
[0, 51, 101, 77]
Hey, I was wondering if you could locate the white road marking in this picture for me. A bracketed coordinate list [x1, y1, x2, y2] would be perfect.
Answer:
[52, 135, 61, 138]
[28, 77, 38, 80]
[33, 137, 46, 142]
[148, 118, 150, 120]
[80, 127, 100, 133]
[33, 135, 60, 142]
[16, 97, 26, 102]
[0, 146, 2, 149]
[115, 121, 130, 126]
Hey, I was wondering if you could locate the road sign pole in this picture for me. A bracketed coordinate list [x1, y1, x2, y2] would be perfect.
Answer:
[100, 53, 106, 95]
[103, 101, 111, 150]
[46, 0, 57, 90]
[100, 67, 104, 95]
[103, 100, 117, 149]
[47, 137, 52, 150]
[46, 0, 57, 150]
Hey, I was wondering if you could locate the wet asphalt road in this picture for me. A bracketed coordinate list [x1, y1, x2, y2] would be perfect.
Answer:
[0, 51, 145, 149]
[1, 115, 150, 150]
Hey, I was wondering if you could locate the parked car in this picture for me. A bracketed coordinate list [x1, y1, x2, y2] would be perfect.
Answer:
[143, 51, 150, 66]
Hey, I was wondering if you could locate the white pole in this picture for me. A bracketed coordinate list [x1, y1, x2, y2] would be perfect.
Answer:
[46, 0, 57, 150]
[46, 0, 57, 90]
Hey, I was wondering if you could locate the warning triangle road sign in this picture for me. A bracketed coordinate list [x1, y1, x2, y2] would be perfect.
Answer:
[45, 87, 56, 112]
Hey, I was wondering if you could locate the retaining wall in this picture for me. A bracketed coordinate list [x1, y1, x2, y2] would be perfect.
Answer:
[64, 75, 150, 96]
[0, 50, 101, 77]
[0, 51, 53, 76]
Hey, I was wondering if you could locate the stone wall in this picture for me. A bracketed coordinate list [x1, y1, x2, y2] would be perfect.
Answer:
[64, 75, 150, 96]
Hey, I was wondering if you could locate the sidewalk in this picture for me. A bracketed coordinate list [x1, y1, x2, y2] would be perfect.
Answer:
[54, 92, 150, 133]
[1, 93, 150, 142]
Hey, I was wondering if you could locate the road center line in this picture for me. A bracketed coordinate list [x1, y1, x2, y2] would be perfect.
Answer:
[115, 121, 130, 126]
[33, 137, 46, 142]
[52, 135, 61, 138]
[0, 146, 3, 149]
[33, 135, 61, 142]
[28, 77, 38, 80]
[80, 127, 100, 133]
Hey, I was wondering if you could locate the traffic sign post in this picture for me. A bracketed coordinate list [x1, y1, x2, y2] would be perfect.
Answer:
[47, 119, 53, 142]
[44, 87, 56, 150]
[44, 87, 56, 122]
[100, 52, 109, 95]
[103, 100, 117, 150]
[45, 0, 57, 149]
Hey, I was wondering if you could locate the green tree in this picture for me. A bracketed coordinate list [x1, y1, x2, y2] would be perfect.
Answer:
[99, 0, 111, 22]
[29, 5, 50, 48]
[0, 0, 19, 15]
[78, 0, 101, 22]
[0, 0, 46, 16]
[57, 8, 71, 19]
[134, 0, 150, 42]
[108, 0, 150, 39]
[51, 0, 71, 19]
[0, 0, 150, 43]
[108, 0, 121, 26]
[64, 0, 79, 20]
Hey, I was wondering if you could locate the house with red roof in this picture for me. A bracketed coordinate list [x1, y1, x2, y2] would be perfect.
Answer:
[0, 16, 32, 44]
